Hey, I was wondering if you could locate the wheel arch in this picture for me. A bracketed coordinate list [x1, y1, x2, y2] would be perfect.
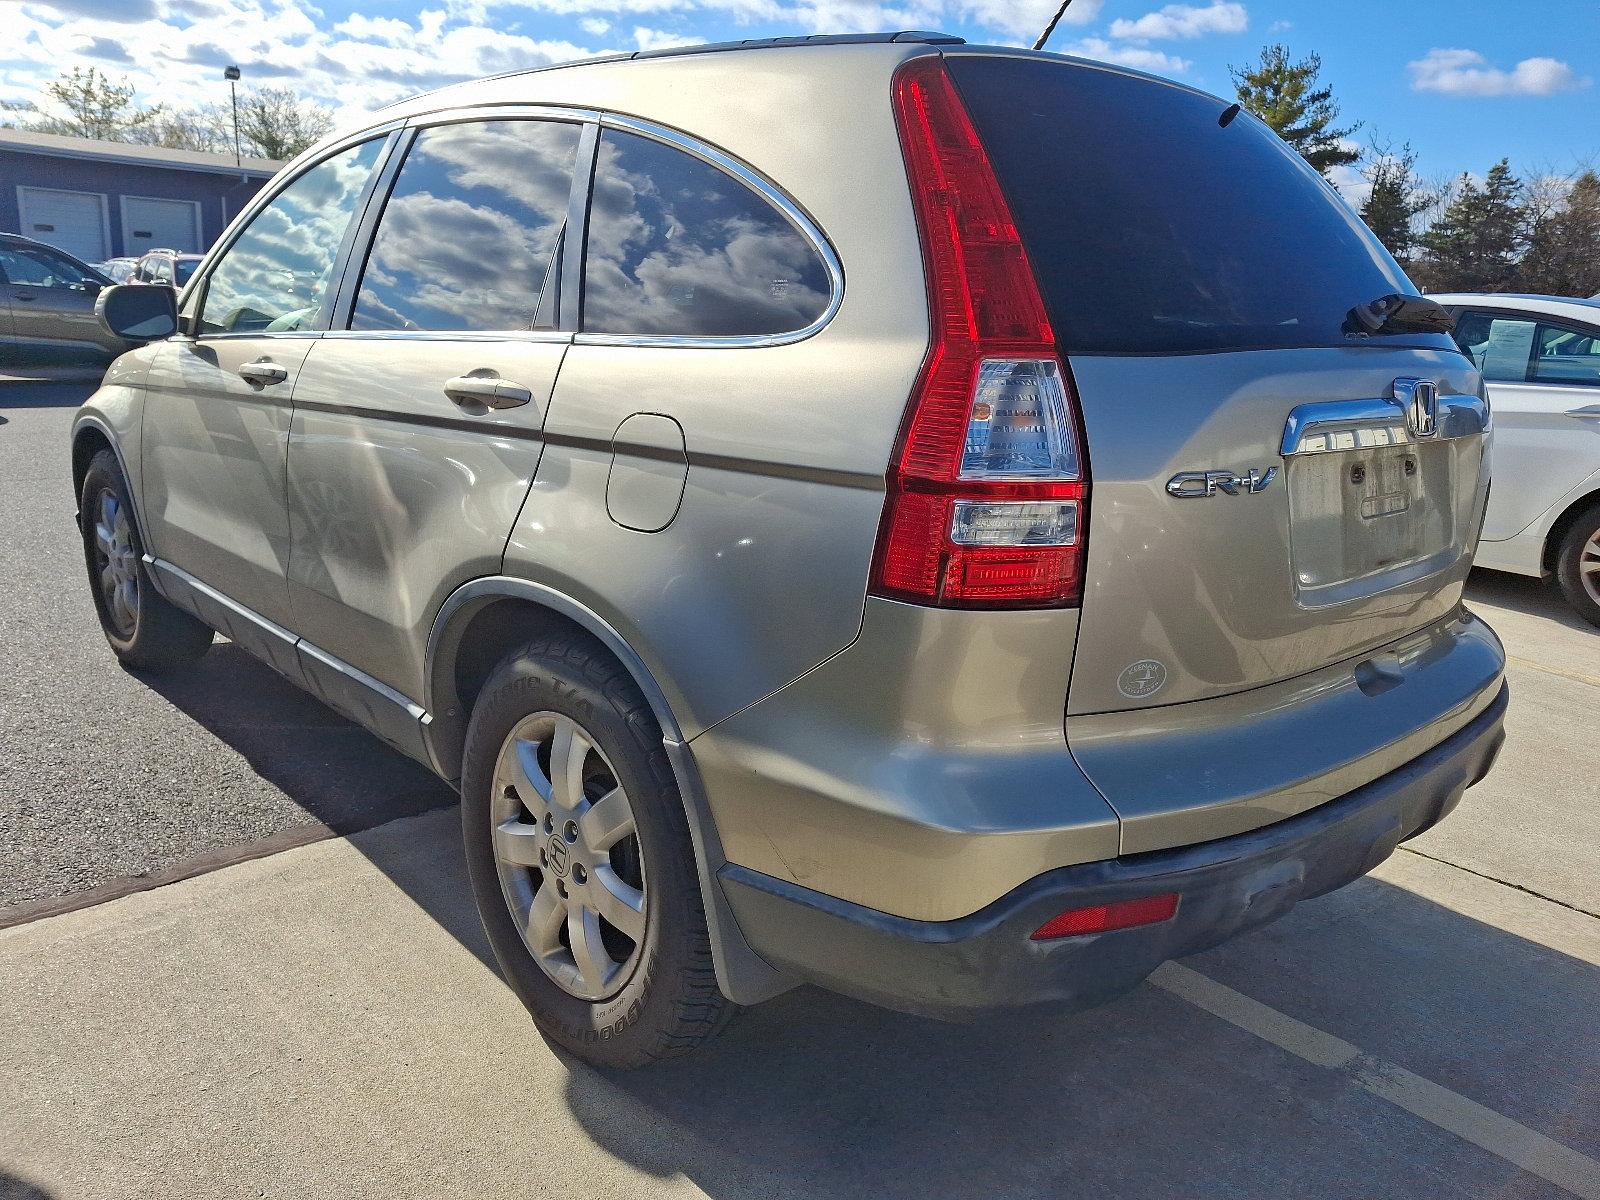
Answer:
[423, 576, 792, 1006]
[424, 577, 685, 784]
[70, 417, 125, 524]
[1541, 488, 1600, 575]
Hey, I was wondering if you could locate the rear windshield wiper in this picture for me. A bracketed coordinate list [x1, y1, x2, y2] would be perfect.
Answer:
[1345, 293, 1456, 337]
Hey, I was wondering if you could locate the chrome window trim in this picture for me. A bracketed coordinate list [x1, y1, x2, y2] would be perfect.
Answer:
[406, 104, 592, 129]
[573, 112, 845, 350]
[318, 329, 574, 343]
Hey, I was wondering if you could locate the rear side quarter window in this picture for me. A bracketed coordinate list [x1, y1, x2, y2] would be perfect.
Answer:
[580, 127, 834, 340]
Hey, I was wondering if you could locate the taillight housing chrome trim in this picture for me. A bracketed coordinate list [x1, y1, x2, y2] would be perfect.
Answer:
[871, 55, 1089, 610]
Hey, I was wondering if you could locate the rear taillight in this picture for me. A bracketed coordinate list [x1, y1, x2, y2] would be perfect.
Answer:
[872, 55, 1087, 610]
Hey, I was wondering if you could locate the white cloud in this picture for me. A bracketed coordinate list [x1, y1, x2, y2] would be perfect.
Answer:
[1109, 1, 1245, 40]
[579, 15, 610, 33]
[1065, 36, 1189, 75]
[631, 24, 697, 49]
[1408, 48, 1589, 97]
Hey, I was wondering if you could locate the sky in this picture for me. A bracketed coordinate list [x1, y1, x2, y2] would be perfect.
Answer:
[1, 0, 1595, 194]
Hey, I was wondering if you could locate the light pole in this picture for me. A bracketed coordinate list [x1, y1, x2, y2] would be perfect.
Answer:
[224, 65, 241, 166]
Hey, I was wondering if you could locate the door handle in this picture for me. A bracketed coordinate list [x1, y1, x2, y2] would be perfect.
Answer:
[444, 373, 533, 410]
[238, 359, 289, 386]
[1563, 404, 1600, 419]
[14, 291, 37, 302]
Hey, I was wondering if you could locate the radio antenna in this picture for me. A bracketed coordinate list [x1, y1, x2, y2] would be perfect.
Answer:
[1033, 0, 1076, 51]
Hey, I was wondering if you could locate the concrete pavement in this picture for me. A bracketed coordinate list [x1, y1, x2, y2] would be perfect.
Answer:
[2, 805, 1596, 1200]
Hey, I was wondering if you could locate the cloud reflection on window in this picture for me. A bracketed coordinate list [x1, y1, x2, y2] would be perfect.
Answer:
[201, 139, 383, 334]
[582, 130, 830, 339]
[351, 119, 580, 332]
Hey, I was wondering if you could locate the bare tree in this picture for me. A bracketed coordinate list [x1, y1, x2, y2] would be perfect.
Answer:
[221, 87, 335, 161]
[1, 67, 163, 142]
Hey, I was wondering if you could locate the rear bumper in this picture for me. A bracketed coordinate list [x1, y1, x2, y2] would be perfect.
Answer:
[719, 682, 1507, 1019]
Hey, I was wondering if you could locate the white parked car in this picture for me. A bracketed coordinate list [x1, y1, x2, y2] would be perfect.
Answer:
[1433, 293, 1600, 626]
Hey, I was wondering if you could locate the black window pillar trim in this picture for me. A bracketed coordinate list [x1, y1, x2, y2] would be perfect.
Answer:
[562, 120, 601, 334]
[325, 126, 414, 334]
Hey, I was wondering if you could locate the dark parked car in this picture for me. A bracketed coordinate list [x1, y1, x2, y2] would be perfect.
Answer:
[0, 232, 131, 365]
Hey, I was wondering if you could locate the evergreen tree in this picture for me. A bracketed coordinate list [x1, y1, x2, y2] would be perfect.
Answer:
[1415, 160, 1527, 292]
[1359, 144, 1434, 266]
[1519, 171, 1600, 297]
[1230, 45, 1360, 177]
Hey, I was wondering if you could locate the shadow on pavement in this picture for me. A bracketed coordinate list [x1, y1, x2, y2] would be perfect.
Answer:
[545, 871, 1598, 1199]
[1467, 566, 1591, 635]
[0, 1168, 55, 1199]
[0, 379, 100, 408]
[117, 599, 1598, 1196]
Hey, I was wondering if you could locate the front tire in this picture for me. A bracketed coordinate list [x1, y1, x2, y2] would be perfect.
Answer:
[1553, 504, 1600, 629]
[460, 634, 736, 1068]
[79, 449, 213, 672]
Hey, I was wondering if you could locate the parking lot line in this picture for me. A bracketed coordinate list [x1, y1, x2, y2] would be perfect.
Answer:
[1152, 960, 1600, 1199]
[1507, 653, 1600, 690]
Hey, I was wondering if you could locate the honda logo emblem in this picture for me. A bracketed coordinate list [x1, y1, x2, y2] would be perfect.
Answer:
[1394, 378, 1438, 439]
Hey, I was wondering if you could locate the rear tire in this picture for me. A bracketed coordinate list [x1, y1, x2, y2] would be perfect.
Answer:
[1553, 504, 1600, 630]
[460, 633, 736, 1068]
[79, 449, 213, 672]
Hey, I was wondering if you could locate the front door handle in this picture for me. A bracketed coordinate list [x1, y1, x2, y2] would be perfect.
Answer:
[238, 359, 289, 386]
[444, 372, 533, 410]
[1563, 404, 1600, 419]
[14, 291, 37, 302]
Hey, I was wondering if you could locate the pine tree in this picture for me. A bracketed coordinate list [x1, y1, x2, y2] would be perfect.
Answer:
[1359, 144, 1435, 267]
[1519, 171, 1600, 297]
[1415, 161, 1527, 292]
[1230, 45, 1360, 177]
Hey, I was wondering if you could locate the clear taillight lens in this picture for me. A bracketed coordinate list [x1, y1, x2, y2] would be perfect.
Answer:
[961, 359, 1080, 481]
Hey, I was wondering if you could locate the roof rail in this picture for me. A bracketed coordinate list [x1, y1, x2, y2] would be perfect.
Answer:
[382, 32, 965, 111]
[632, 31, 964, 61]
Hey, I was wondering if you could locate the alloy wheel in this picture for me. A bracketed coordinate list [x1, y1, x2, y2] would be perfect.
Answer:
[1581, 529, 1600, 608]
[490, 712, 647, 1001]
[93, 489, 139, 638]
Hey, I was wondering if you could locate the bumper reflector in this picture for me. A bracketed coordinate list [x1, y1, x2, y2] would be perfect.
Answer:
[1029, 893, 1180, 941]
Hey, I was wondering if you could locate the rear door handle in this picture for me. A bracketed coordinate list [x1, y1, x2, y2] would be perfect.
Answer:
[14, 291, 37, 302]
[444, 373, 533, 410]
[238, 359, 289, 386]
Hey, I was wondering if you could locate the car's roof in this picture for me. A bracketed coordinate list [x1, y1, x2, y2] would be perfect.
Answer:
[382, 31, 963, 114]
[1430, 292, 1600, 324]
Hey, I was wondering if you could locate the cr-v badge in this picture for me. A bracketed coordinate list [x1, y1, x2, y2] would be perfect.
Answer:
[1165, 467, 1278, 498]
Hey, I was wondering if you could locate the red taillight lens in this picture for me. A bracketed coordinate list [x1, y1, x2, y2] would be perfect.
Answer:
[873, 56, 1088, 610]
[1030, 893, 1180, 941]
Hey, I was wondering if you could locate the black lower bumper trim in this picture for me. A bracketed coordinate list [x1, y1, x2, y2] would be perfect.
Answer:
[719, 682, 1508, 1019]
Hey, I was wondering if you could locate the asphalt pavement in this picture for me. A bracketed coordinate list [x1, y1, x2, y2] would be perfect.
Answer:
[1, 374, 1597, 1199]
[0, 378, 454, 916]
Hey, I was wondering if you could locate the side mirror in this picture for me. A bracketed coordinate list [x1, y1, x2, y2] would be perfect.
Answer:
[96, 283, 177, 341]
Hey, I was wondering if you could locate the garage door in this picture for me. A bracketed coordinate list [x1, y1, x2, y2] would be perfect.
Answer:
[121, 197, 202, 255]
[16, 187, 108, 263]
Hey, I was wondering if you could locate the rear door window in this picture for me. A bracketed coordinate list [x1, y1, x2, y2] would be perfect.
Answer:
[350, 119, 581, 332]
[1453, 311, 1537, 381]
[1532, 322, 1600, 386]
[581, 128, 832, 339]
[200, 137, 384, 335]
[946, 55, 1455, 356]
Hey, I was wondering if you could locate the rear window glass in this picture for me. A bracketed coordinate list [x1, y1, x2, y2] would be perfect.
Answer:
[946, 56, 1456, 356]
